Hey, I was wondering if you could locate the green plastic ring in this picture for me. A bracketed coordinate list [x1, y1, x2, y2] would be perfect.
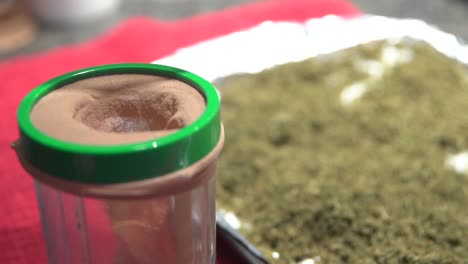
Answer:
[16, 63, 222, 184]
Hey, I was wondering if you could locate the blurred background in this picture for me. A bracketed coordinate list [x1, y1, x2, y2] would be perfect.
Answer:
[1, 0, 467, 61]
[0, 1, 467, 264]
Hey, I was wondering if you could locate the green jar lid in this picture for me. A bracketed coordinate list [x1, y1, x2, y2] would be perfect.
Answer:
[16, 63, 222, 184]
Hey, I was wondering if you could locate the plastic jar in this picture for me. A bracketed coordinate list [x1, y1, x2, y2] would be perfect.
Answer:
[14, 64, 224, 264]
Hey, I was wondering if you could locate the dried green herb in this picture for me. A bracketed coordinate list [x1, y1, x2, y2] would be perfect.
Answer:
[216, 40, 468, 263]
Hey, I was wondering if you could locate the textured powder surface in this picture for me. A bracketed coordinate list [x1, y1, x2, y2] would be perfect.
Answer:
[217, 40, 468, 263]
[30, 74, 206, 145]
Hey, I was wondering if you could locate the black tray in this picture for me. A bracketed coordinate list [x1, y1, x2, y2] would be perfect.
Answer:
[216, 218, 269, 264]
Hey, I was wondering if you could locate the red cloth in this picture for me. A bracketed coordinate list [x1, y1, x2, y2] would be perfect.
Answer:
[0, 0, 359, 263]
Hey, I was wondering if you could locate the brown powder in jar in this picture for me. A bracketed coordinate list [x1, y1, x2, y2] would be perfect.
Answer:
[30, 74, 205, 145]
[30, 74, 210, 264]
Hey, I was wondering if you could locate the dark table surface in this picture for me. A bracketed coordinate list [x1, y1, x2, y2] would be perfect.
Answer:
[1, 0, 468, 60]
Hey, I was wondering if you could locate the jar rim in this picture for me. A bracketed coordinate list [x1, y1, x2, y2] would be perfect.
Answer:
[16, 63, 222, 184]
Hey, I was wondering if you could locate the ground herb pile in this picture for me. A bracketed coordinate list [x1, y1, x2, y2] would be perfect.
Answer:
[216, 40, 468, 263]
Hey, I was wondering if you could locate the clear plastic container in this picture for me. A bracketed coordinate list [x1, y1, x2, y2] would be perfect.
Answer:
[15, 64, 224, 264]
[33, 170, 216, 264]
